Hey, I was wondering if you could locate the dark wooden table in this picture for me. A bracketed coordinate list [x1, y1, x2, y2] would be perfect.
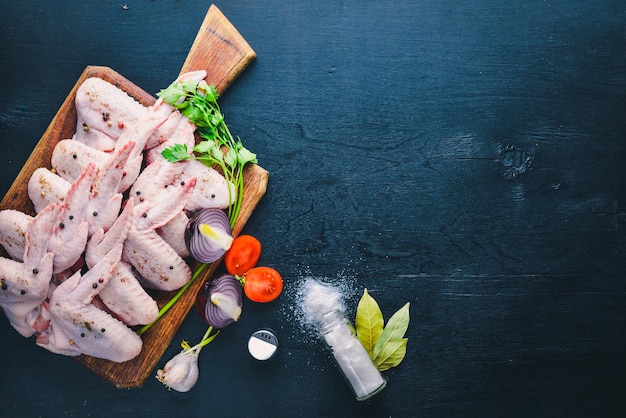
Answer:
[1, 1, 625, 417]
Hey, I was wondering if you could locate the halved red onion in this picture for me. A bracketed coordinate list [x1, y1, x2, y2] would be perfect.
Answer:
[197, 274, 243, 329]
[185, 208, 233, 263]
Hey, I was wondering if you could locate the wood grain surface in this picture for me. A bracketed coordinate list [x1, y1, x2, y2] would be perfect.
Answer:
[0, 5, 267, 388]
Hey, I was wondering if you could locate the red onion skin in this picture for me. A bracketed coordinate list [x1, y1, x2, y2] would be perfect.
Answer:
[196, 274, 243, 329]
[185, 209, 232, 264]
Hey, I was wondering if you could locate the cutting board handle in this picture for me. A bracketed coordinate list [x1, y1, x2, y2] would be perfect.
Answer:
[180, 4, 256, 94]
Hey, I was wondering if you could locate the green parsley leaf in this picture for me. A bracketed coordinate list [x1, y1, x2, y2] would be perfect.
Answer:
[210, 113, 224, 126]
[224, 148, 238, 168]
[180, 79, 199, 94]
[193, 140, 215, 154]
[181, 104, 206, 125]
[161, 144, 191, 162]
[203, 83, 219, 101]
[156, 82, 186, 105]
[238, 146, 257, 165]
[211, 145, 224, 161]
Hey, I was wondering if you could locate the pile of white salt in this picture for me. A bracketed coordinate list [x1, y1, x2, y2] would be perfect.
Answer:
[299, 278, 346, 326]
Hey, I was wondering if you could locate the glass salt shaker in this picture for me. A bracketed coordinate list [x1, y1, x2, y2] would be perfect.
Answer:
[318, 309, 387, 401]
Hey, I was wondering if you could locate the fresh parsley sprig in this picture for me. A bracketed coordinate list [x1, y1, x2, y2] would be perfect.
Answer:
[157, 79, 257, 228]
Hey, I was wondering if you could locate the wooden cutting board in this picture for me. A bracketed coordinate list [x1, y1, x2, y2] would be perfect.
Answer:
[0, 4, 268, 388]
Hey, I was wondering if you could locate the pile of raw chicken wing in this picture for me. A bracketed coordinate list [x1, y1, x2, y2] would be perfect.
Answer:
[0, 71, 233, 362]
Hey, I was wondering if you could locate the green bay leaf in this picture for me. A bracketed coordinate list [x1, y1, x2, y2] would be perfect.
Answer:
[374, 338, 408, 371]
[372, 302, 410, 360]
[355, 289, 384, 356]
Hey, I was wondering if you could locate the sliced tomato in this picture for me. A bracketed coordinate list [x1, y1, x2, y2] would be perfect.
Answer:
[224, 235, 262, 276]
[243, 266, 283, 303]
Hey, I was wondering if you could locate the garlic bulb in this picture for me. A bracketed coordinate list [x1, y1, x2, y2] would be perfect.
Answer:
[156, 349, 199, 392]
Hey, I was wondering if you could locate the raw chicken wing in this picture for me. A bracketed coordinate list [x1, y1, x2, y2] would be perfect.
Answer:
[85, 199, 159, 326]
[46, 163, 95, 274]
[123, 176, 197, 291]
[40, 244, 143, 362]
[0, 209, 31, 261]
[28, 167, 71, 213]
[0, 204, 56, 337]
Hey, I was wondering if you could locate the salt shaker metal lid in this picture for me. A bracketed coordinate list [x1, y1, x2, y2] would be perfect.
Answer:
[248, 328, 279, 360]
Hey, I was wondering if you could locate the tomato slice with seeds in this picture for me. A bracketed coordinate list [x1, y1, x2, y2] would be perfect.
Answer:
[224, 235, 262, 276]
[243, 267, 283, 303]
